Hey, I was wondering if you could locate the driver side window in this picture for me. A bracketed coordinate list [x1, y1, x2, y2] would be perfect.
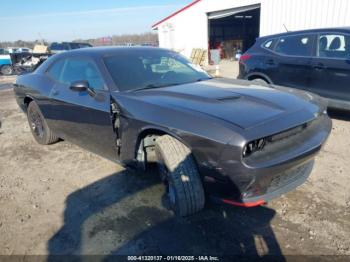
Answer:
[60, 58, 105, 90]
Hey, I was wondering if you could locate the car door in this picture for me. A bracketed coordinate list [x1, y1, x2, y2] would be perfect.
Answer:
[46, 57, 118, 161]
[271, 33, 315, 89]
[308, 32, 350, 102]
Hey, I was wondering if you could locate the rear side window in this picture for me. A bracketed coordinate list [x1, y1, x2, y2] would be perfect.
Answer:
[275, 34, 314, 56]
[47, 59, 65, 81]
[263, 39, 275, 50]
[317, 33, 350, 59]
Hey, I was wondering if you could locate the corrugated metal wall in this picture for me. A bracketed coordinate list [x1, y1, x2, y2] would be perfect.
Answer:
[155, 0, 261, 57]
[155, 0, 350, 60]
[260, 0, 350, 36]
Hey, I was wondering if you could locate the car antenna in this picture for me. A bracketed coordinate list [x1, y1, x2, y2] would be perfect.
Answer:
[283, 24, 289, 32]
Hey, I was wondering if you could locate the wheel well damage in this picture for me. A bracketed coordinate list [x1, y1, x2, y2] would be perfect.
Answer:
[24, 97, 33, 108]
[135, 129, 167, 170]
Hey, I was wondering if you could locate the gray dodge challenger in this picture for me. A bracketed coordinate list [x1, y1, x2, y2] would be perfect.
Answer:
[13, 47, 332, 216]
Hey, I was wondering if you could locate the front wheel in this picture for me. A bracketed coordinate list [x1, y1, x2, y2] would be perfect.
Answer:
[27, 101, 59, 145]
[155, 135, 205, 216]
[1, 65, 13, 75]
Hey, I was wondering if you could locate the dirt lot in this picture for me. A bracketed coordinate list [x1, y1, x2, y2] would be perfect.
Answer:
[0, 73, 349, 258]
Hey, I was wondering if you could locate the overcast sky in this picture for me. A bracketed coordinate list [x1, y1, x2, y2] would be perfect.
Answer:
[0, 0, 192, 42]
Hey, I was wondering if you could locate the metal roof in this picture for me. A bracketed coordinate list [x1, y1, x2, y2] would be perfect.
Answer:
[152, 0, 203, 29]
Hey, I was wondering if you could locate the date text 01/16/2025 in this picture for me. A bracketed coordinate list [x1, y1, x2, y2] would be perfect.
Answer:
[127, 256, 220, 261]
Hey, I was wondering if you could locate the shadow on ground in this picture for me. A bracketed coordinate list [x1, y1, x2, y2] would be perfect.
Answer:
[47, 166, 284, 260]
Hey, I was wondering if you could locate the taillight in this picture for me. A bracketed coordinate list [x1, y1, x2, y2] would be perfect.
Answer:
[239, 54, 252, 62]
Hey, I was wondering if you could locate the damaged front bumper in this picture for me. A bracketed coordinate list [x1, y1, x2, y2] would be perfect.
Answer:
[202, 113, 332, 207]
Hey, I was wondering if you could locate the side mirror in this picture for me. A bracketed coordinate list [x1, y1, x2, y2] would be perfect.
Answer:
[70, 80, 96, 97]
[70, 80, 89, 92]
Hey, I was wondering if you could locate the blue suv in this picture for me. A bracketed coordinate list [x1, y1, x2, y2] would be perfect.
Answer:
[239, 27, 350, 111]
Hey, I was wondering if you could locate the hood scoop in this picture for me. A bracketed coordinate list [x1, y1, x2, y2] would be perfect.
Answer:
[216, 95, 241, 102]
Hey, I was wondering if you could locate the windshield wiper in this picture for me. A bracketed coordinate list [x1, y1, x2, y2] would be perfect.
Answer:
[131, 77, 212, 92]
[132, 82, 181, 92]
[196, 77, 212, 82]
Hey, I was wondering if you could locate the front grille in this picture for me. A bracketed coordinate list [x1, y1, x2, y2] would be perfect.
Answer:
[268, 123, 307, 142]
[243, 121, 312, 158]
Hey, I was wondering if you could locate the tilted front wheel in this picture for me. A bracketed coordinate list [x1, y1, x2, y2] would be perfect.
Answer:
[27, 101, 59, 145]
[155, 135, 205, 216]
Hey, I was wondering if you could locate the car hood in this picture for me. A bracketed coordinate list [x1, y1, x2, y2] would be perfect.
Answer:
[120, 78, 321, 130]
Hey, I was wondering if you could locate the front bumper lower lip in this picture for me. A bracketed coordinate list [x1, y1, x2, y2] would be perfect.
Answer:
[221, 199, 266, 207]
[217, 160, 313, 208]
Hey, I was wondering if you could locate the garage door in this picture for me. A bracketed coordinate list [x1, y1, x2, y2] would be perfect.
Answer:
[208, 4, 260, 20]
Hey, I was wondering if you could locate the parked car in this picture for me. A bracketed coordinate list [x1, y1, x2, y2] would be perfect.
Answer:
[14, 47, 331, 216]
[0, 48, 13, 75]
[238, 27, 350, 111]
[49, 42, 92, 53]
[6, 47, 32, 54]
[140, 42, 157, 47]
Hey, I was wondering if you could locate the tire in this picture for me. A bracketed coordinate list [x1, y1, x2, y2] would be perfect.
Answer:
[27, 101, 59, 145]
[251, 78, 269, 86]
[155, 135, 205, 216]
[1, 65, 13, 76]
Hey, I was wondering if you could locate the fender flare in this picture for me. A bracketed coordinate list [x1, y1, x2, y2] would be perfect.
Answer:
[245, 72, 274, 84]
[136, 125, 191, 151]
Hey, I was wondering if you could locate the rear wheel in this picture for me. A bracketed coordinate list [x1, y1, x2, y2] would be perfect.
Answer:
[1, 65, 13, 76]
[155, 135, 205, 216]
[27, 101, 59, 145]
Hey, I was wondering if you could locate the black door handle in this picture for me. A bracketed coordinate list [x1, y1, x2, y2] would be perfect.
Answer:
[266, 59, 275, 65]
[313, 63, 326, 70]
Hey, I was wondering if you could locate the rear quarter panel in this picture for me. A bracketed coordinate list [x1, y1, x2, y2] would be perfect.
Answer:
[239, 43, 277, 83]
[14, 73, 55, 117]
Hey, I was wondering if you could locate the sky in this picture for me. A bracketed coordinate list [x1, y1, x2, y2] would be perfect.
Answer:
[0, 0, 193, 42]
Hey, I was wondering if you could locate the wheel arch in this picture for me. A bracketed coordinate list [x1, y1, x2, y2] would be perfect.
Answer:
[23, 96, 35, 110]
[246, 72, 273, 84]
[134, 126, 193, 166]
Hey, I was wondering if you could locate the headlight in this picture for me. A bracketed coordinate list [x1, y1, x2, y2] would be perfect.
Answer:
[242, 138, 266, 158]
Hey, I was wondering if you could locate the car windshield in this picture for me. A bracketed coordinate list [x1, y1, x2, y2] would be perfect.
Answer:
[104, 49, 211, 92]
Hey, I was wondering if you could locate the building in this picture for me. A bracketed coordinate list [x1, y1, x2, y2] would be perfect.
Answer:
[152, 0, 350, 61]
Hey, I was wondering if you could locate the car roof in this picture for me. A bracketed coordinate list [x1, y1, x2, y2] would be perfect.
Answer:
[36, 46, 170, 74]
[51, 46, 168, 59]
[52, 41, 90, 43]
[258, 27, 350, 40]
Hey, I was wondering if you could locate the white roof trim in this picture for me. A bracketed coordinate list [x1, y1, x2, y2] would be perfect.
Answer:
[208, 4, 260, 20]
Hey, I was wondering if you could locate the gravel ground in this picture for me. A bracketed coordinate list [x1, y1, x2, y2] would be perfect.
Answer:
[0, 76, 16, 90]
[0, 74, 349, 258]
